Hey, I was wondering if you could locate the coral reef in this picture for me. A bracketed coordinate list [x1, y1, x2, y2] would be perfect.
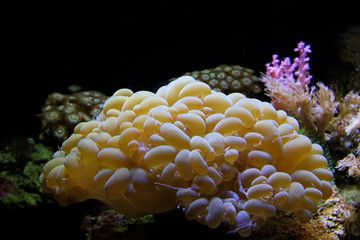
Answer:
[180, 65, 262, 96]
[0, 137, 53, 207]
[234, 186, 352, 240]
[335, 185, 360, 239]
[306, 186, 355, 240]
[40, 77, 333, 237]
[265, 41, 313, 91]
[328, 91, 360, 152]
[79, 185, 358, 240]
[39, 86, 108, 141]
[328, 91, 360, 178]
[336, 151, 360, 177]
[346, 112, 360, 137]
[82, 210, 154, 240]
[261, 42, 339, 141]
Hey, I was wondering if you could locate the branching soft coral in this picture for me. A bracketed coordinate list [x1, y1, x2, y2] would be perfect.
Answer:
[336, 152, 360, 177]
[334, 105, 360, 177]
[261, 42, 339, 140]
[312, 83, 339, 140]
[265, 41, 312, 90]
[345, 112, 360, 136]
[328, 91, 360, 151]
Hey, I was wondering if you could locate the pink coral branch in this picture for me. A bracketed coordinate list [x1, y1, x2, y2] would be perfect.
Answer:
[294, 42, 312, 89]
[266, 55, 295, 81]
[261, 41, 338, 140]
[264, 41, 312, 91]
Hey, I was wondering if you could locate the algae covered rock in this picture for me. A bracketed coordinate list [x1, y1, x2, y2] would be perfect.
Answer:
[0, 137, 54, 207]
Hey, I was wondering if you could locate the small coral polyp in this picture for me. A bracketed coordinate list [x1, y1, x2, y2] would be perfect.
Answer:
[182, 65, 262, 96]
[39, 77, 333, 237]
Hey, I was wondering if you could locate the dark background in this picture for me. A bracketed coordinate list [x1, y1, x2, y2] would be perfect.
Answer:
[3, 0, 359, 142]
[1, 0, 359, 239]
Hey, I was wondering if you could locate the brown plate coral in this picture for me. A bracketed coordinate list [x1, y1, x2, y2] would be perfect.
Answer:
[39, 77, 333, 237]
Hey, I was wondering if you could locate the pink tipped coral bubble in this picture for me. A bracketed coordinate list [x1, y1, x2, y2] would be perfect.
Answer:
[40, 76, 333, 237]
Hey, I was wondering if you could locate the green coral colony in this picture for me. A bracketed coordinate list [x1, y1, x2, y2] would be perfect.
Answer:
[40, 89, 108, 140]
[181, 65, 262, 96]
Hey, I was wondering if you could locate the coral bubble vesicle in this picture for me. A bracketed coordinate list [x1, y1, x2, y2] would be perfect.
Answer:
[39, 77, 333, 237]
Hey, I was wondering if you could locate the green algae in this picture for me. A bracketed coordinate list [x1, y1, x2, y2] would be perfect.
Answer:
[0, 137, 54, 207]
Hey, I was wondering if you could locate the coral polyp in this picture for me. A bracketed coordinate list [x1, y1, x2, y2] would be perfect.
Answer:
[180, 65, 262, 96]
[39, 89, 108, 141]
[39, 77, 333, 237]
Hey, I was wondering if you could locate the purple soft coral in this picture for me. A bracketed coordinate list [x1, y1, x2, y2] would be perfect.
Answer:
[294, 42, 313, 89]
[261, 41, 339, 140]
[265, 41, 312, 90]
[0, 177, 15, 198]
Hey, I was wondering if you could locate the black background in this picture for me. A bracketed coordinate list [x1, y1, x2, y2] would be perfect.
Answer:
[3, 0, 359, 141]
[1, 0, 359, 239]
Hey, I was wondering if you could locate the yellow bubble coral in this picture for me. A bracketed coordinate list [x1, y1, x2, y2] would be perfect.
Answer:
[39, 76, 333, 237]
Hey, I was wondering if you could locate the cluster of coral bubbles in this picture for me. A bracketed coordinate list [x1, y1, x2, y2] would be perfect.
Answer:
[39, 77, 333, 237]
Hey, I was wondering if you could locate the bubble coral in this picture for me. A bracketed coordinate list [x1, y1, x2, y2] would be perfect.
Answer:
[39, 77, 333, 237]
[39, 89, 108, 140]
[181, 65, 262, 96]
